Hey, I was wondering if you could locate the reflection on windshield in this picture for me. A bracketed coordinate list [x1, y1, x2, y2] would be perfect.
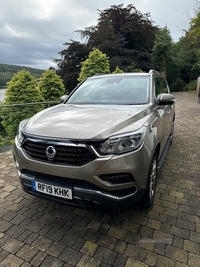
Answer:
[67, 76, 150, 105]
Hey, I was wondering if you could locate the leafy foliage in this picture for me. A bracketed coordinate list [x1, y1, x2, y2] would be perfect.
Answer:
[78, 48, 110, 82]
[55, 4, 157, 92]
[38, 69, 65, 101]
[55, 41, 90, 93]
[175, 12, 200, 84]
[1, 70, 44, 136]
[112, 66, 124, 73]
[152, 27, 174, 78]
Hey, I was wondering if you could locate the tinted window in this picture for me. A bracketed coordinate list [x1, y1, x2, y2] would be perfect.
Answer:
[155, 77, 169, 97]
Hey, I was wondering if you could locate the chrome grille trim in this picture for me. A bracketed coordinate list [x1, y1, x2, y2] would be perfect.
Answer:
[22, 138, 97, 166]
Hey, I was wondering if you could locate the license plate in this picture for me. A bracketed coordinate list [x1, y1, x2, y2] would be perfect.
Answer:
[33, 181, 72, 199]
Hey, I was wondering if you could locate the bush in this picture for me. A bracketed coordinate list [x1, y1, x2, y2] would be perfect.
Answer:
[38, 69, 66, 101]
[184, 80, 197, 91]
[170, 78, 186, 92]
[1, 70, 44, 136]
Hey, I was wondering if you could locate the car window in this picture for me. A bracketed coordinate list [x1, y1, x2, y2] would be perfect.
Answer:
[67, 76, 150, 105]
[155, 77, 169, 97]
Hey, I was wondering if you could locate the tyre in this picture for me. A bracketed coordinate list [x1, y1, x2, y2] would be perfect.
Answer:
[140, 153, 157, 208]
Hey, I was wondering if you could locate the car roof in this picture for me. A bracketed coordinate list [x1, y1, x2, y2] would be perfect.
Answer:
[88, 72, 150, 80]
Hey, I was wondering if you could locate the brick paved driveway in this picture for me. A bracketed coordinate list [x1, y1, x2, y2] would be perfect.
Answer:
[0, 91, 200, 267]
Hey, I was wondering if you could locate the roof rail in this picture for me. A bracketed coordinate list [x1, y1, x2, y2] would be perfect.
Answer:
[148, 69, 161, 75]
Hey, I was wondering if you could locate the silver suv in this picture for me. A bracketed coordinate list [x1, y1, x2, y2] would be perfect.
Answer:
[13, 70, 175, 208]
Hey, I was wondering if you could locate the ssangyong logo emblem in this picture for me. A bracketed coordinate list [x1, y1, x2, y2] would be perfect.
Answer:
[46, 146, 56, 159]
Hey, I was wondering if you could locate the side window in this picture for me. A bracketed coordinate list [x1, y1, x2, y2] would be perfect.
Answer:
[155, 78, 162, 97]
[155, 77, 169, 97]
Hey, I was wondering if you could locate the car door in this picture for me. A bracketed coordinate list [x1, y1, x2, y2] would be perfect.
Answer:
[155, 76, 174, 152]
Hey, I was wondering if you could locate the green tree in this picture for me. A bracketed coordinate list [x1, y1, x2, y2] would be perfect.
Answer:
[152, 26, 174, 78]
[1, 70, 44, 136]
[175, 12, 200, 83]
[78, 48, 110, 82]
[55, 4, 158, 90]
[77, 4, 157, 72]
[38, 69, 65, 101]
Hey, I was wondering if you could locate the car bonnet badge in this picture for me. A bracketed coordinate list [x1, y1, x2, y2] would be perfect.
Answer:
[46, 146, 56, 159]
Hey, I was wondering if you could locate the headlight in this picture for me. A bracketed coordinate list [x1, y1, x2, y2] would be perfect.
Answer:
[95, 127, 146, 155]
[16, 120, 27, 146]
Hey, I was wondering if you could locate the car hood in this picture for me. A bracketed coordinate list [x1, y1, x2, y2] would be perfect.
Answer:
[23, 104, 152, 139]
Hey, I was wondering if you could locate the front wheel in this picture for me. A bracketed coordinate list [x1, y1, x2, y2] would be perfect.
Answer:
[140, 153, 157, 209]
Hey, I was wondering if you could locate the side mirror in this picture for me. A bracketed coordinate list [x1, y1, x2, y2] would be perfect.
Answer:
[60, 95, 68, 103]
[157, 93, 175, 105]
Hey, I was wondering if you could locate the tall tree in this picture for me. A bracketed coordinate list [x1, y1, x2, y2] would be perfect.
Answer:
[176, 12, 200, 83]
[38, 69, 65, 101]
[55, 4, 158, 92]
[78, 48, 110, 82]
[77, 4, 157, 72]
[1, 70, 44, 136]
[152, 26, 174, 79]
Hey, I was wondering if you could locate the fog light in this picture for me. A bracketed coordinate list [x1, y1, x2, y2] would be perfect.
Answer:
[99, 173, 134, 184]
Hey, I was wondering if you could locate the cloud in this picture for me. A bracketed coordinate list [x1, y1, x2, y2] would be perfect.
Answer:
[0, 0, 194, 69]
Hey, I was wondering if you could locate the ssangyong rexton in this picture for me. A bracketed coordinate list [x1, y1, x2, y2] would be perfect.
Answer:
[13, 70, 175, 208]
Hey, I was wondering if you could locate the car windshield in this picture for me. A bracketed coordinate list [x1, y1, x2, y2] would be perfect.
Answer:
[66, 75, 150, 105]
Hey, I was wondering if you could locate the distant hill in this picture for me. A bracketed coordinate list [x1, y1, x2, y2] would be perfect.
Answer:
[0, 63, 45, 87]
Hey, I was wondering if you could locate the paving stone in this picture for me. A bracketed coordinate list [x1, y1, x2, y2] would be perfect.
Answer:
[121, 220, 140, 234]
[81, 240, 98, 256]
[16, 244, 39, 262]
[125, 244, 147, 261]
[30, 251, 47, 267]
[59, 247, 81, 265]
[113, 254, 128, 267]
[31, 235, 53, 252]
[0, 220, 13, 232]
[94, 246, 117, 265]
[165, 245, 188, 263]
[170, 226, 189, 239]
[97, 234, 117, 249]
[145, 250, 158, 266]
[0, 254, 23, 267]
[2, 238, 24, 254]
[147, 218, 161, 230]
[87, 219, 101, 231]
[72, 237, 85, 251]
[0, 92, 200, 266]
[84, 229, 101, 242]
[188, 253, 200, 267]
[125, 258, 149, 267]
[114, 240, 127, 254]
[184, 240, 199, 254]
[156, 255, 175, 267]
[68, 224, 88, 237]
[76, 254, 101, 267]
[107, 225, 127, 240]
[46, 241, 65, 257]
[40, 255, 64, 267]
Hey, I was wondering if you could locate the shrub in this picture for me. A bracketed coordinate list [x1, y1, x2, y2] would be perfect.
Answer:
[1, 70, 44, 136]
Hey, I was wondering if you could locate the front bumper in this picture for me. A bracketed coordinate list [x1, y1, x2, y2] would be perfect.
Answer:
[13, 139, 151, 208]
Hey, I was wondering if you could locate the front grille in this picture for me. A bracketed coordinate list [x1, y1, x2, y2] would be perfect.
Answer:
[22, 140, 97, 166]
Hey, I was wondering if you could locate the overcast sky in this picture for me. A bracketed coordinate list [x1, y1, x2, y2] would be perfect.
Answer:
[0, 0, 195, 70]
